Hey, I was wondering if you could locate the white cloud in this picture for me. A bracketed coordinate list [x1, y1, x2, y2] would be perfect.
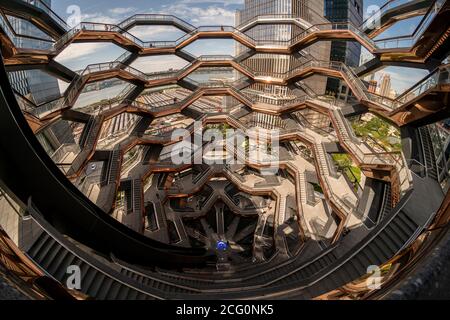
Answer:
[55, 43, 125, 71]
[80, 12, 118, 24]
[108, 7, 137, 15]
[128, 25, 185, 41]
[56, 43, 101, 62]
[78, 7, 138, 25]
[179, 0, 244, 6]
[130, 55, 189, 73]
[160, 3, 237, 26]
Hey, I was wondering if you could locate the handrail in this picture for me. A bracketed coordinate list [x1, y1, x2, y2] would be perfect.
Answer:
[24, 56, 448, 124]
[0, 52, 209, 271]
[236, 4, 330, 30]
[396, 63, 450, 103]
[54, 22, 148, 50]
[374, 0, 445, 49]
[51, 20, 382, 54]
[117, 14, 196, 32]
[361, 0, 429, 30]
[236, 14, 317, 32]
[115, 51, 132, 63]
[255, 21, 376, 48]
[3, 4, 443, 58]
[0, 12, 54, 50]
[20, 0, 69, 31]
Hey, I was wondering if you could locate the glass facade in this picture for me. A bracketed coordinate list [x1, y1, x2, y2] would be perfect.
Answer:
[324, 0, 364, 98]
[7, 1, 71, 153]
[236, 0, 331, 98]
[6, 0, 60, 106]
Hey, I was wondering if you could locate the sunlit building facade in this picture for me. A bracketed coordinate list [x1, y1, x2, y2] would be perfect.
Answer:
[236, 0, 331, 97]
[324, 0, 364, 98]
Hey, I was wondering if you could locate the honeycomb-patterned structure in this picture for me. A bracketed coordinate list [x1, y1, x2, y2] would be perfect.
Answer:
[0, 0, 450, 300]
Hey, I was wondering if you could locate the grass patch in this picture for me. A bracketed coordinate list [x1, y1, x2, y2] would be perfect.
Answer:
[352, 114, 402, 152]
[332, 154, 362, 190]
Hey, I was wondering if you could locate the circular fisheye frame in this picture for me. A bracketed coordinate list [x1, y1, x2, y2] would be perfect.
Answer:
[0, 0, 449, 301]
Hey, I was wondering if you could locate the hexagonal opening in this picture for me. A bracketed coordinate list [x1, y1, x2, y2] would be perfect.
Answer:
[6, 14, 54, 41]
[72, 78, 136, 114]
[351, 112, 402, 152]
[145, 114, 193, 137]
[8, 69, 68, 105]
[184, 39, 240, 57]
[294, 109, 333, 133]
[2, 14, 54, 50]
[130, 55, 189, 74]
[374, 15, 425, 43]
[136, 85, 193, 106]
[244, 83, 306, 106]
[246, 24, 299, 42]
[190, 95, 241, 114]
[128, 25, 186, 42]
[185, 66, 248, 86]
[362, 66, 429, 99]
[97, 113, 140, 150]
[55, 42, 128, 71]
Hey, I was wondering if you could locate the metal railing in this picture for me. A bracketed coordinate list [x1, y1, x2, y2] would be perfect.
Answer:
[6, 2, 442, 60]
[54, 22, 146, 51]
[54, 20, 380, 53]
[50, 143, 81, 163]
[114, 51, 132, 63]
[237, 14, 315, 31]
[0, 12, 54, 50]
[23, 55, 448, 125]
[117, 14, 196, 33]
[255, 22, 376, 49]
[361, 0, 422, 31]
[397, 63, 450, 103]
[20, 0, 69, 31]
[374, 0, 445, 49]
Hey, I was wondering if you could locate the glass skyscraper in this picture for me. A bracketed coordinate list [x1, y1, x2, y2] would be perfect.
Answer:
[7, 0, 60, 105]
[236, 0, 331, 98]
[324, 0, 364, 99]
[7, 0, 72, 154]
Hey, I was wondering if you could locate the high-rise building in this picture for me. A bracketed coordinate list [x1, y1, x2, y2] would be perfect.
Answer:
[7, 0, 60, 105]
[235, 0, 331, 98]
[368, 80, 378, 94]
[7, 0, 71, 154]
[324, 0, 364, 98]
[379, 73, 392, 97]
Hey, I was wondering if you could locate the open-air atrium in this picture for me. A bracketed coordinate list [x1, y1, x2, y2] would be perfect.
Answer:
[0, 0, 450, 300]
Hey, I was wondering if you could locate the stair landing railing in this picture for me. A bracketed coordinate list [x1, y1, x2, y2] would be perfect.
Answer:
[20, 0, 69, 31]
[374, 0, 446, 50]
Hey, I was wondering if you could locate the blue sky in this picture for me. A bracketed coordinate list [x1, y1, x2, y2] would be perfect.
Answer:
[52, 0, 244, 26]
[50, 0, 429, 96]
[51, 0, 389, 27]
